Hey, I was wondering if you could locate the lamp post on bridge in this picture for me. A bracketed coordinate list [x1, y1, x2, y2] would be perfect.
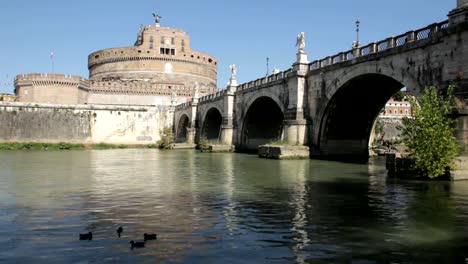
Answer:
[355, 19, 360, 47]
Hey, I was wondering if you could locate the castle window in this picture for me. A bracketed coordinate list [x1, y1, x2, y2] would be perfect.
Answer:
[170, 49, 175, 55]
[161, 37, 165, 45]
[171, 38, 175, 45]
[160, 48, 165, 54]
[94, 55, 100, 59]
[208, 58, 213, 63]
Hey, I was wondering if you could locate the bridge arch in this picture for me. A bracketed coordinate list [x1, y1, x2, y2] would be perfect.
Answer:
[201, 107, 223, 141]
[240, 96, 285, 150]
[321, 62, 420, 100]
[175, 114, 190, 143]
[316, 72, 406, 160]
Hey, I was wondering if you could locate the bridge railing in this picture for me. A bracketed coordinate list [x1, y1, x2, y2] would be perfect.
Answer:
[175, 101, 192, 110]
[198, 89, 227, 103]
[309, 20, 449, 71]
[237, 68, 292, 92]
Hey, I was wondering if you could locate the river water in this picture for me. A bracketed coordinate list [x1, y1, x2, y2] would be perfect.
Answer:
[0, 149, 467, 263]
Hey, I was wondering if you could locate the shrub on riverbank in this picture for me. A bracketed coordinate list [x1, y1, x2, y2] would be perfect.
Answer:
[156, 127, 174, 149]
[400, 85, 459, 178]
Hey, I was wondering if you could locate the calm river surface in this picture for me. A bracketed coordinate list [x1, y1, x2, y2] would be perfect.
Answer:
[1, 149, 468, 263]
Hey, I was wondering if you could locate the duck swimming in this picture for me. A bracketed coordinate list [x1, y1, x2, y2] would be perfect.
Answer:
[79, 232, 92, 240]
[144, 233, 157, 241]
[117, 226, 123, 238]
[129, 240, 145, 249]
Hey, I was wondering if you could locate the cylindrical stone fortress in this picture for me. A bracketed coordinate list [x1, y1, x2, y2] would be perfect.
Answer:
[86, 25, 218, 105]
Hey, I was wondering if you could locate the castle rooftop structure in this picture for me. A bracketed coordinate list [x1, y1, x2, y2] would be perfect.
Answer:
[15, 19, 218, 106]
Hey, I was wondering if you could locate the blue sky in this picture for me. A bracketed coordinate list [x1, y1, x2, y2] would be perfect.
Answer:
[0, 0, 455, 94]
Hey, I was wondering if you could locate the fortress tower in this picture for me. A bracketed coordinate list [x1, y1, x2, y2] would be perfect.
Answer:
[15, 19, 218, 106]
[87, 23, 218, 105]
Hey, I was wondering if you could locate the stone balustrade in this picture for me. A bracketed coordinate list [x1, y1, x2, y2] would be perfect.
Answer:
[237, 69, 292, 92]
[309, 20, 449, 71]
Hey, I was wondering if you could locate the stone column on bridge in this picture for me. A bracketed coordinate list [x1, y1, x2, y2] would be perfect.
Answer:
[283, 40, 309, 145]
[220, 66, 238, 146]
[450, 0, 468, 25]
[458, 0, 468, 7]
[186, 84, 200, 144]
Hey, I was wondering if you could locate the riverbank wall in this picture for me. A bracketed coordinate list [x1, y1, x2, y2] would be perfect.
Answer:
[0, 102, 172, 144]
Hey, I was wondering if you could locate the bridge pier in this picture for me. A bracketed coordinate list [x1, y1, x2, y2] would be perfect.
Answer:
[283, 52, 309, 145]
[220, 81, 237, 146]
[450, 0, 468, 25]
[187, 95, 199, 144]
[184, 127, 195, 144]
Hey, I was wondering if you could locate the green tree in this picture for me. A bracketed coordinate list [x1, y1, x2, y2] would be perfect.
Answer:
[392, 90, 405, 101]
[401, 85, 459, 178]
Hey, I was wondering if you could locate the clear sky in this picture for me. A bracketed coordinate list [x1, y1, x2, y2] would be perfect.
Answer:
[0, 0, 455, 94]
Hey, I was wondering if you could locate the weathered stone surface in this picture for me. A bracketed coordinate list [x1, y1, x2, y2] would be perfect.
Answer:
[450, 170, 468, 180]
[258, 145, 309, 159]
[173, 143, 196, 149]
[207, 144, 234, 153]
[0, 102, 170, 144]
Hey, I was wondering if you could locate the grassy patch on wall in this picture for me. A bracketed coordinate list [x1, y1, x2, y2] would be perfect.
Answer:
[0, 142, 134, 151]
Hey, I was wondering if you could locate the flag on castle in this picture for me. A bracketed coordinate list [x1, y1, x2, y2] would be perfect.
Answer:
[50, 51, 54, 60]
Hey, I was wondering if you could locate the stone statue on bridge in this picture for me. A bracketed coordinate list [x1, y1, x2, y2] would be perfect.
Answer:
[296, 32, 306, 52]
[171, 91, 178, 105]
[229, 64, 237, 78]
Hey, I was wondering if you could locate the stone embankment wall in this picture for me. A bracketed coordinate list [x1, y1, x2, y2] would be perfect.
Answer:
[0, 102, 171, 144]
[376, 117, 404, 141]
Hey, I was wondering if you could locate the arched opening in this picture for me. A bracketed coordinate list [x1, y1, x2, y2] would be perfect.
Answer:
[241, 97, 284, 150]
[202, 108, 222, 141]
[318, 73, 405, 161]
[175, 114, 190, 143]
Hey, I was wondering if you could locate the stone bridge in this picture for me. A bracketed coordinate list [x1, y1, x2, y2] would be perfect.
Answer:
[173, 2, 468, 159]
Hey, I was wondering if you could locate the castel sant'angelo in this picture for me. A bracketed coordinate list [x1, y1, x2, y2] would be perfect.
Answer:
[14, 14, 218, 106]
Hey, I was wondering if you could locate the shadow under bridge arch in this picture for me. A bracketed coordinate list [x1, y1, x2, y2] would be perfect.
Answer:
[201, 108, 223, 141]
[175, 114, 190, 143]
[318, 73, 405, 161]
[241, 96, 284, 151]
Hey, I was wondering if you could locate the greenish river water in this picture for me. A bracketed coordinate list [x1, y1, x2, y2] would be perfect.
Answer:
[0, 149, 468, 263]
